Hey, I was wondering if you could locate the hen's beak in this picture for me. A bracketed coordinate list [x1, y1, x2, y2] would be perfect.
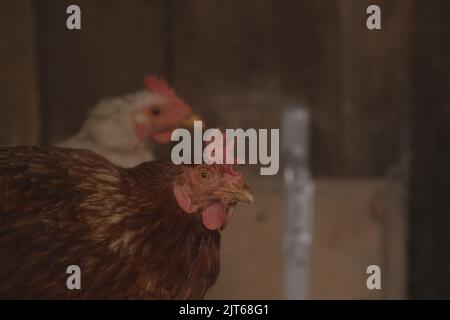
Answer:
[180, 113, 203, 128]
[219, 183, 254, 205]
[235, 184, 254, 204]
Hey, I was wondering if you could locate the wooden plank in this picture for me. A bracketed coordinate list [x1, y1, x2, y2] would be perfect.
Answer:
[206, 178, 386, 299]
[408, 0, 450, 299]
[35, 0, 166, 144]
[0, 1, 40, 145]
[371, 175, 408, 299]
[310, 179, 385, 299]
[206, 171, 284, 299]
[172, 0, 283, 131]
[278, 0, 342, 176]
[336, 0, 413, 176]
[337, 0, 413, 299]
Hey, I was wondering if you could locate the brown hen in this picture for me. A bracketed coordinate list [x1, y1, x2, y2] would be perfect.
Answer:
[0, 146, 252, 299]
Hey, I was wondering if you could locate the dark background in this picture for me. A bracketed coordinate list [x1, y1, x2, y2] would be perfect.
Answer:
[0, 0, 449, 299]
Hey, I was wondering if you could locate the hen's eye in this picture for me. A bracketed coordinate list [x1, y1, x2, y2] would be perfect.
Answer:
[199, 170, 210, 180]
[150, 107, 161, 116]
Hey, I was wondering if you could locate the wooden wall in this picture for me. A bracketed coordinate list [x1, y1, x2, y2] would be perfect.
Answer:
[34, 0, 167, 145]
[172, 0, 413, 176]
[0, 0, 40, 145]
[169, 0, 413, 176]
[1, 0, 413, 176]
[408, 0, 450, 299]
[0, 0, 417, 299]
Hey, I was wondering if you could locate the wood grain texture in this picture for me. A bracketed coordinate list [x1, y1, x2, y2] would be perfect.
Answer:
[0, 0, 417, 299]
[171, 0, 413, 176]
[35, 0, 167, 144]
[206, 177, 389, 299]
[408, 0, 450, 299]
[0, 0, 40, 145]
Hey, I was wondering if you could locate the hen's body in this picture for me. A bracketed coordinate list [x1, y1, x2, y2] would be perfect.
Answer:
[0, 146, 220, 299]
[59, 93, 156, 168]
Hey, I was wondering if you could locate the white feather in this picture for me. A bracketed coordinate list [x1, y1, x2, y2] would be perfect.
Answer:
[60, 90, 165, 168]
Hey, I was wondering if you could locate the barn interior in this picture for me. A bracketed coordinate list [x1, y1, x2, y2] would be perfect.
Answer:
[1, 0, 449, 299]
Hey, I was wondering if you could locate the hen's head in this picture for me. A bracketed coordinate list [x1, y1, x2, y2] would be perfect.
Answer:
[86, 75, 200, 147]
[134, 75, 201, 144]
[172, 164, 253, 231]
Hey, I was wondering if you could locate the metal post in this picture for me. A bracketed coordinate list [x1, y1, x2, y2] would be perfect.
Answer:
[282, 107, 314, 300]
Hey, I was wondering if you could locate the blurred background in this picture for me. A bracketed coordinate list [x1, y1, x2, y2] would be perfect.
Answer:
[1, 0, 449, 299]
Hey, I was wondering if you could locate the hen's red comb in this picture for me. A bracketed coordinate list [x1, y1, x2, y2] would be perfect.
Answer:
[144, 75, 191, 112]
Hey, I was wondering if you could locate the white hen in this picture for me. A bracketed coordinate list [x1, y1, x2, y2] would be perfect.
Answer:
[60, 75, 199, 167]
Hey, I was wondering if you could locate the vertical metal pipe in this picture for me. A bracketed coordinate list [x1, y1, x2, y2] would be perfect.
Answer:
[282, 107, 314, 299]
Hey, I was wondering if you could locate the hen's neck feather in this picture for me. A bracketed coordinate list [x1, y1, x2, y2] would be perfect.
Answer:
[111, 162, 221, 299]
